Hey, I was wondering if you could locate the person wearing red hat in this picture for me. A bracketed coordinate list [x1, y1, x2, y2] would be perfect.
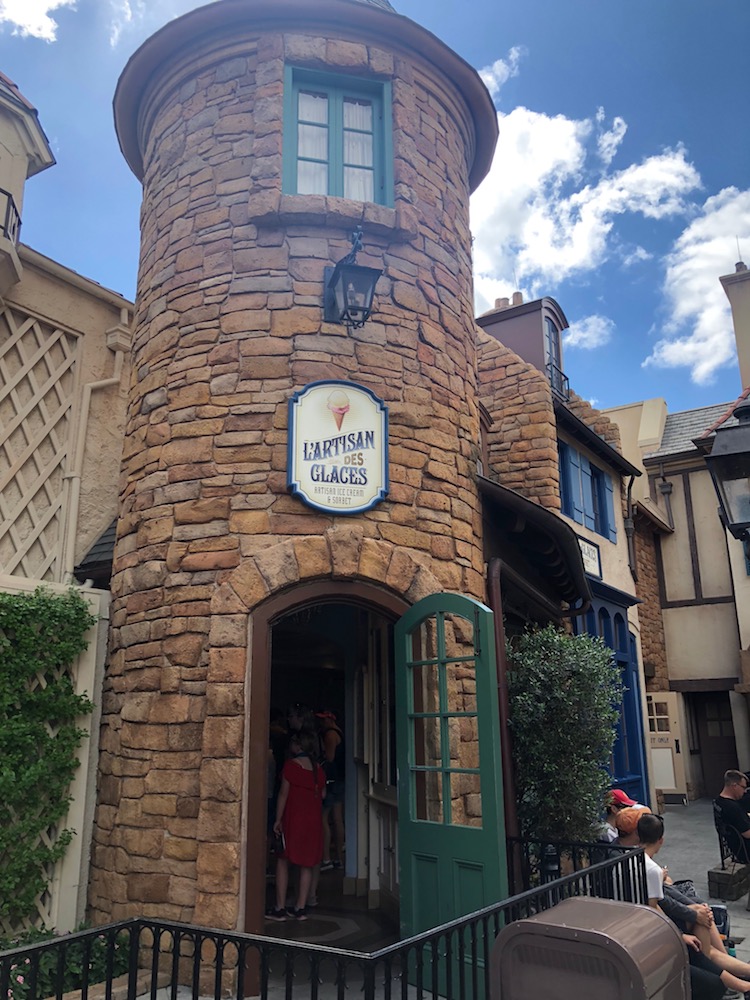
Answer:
[600, 789, 648, 842]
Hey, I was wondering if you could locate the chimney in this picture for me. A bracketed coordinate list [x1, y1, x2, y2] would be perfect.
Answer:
[721, 264, 750, 391]
[494, 297, 510, 310]
[511, 291, 523, 306]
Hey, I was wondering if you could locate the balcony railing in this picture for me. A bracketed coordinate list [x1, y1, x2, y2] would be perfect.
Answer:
[0, 847, 646, 1000]
[546, 360, 570, 401]
[0, 187, 21, 244]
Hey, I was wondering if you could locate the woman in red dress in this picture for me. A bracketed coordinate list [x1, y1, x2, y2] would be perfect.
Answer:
[266, 728, 326, 921]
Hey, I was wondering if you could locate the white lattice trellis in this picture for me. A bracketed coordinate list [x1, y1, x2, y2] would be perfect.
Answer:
[0, 305, 79, 581]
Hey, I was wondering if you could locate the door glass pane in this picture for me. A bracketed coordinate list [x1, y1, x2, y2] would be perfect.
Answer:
[449, 771, 482, 828]
[344, 167, 373, 202]
[448, 715, 480, 768]
[411, 662, 439, 714]
[414, 770, 444, 823]
[299, 90, 328, 123]
[656, 718, 670, 732]
[298, 160, 327, 195]
[412, 618, 439, 663]
[298, 122, 328, 160]
[446, 662, 478, 715]
[413, 714, 441, 769]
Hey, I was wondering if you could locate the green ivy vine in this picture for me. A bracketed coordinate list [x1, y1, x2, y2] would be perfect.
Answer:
[0, 587, 97, 926]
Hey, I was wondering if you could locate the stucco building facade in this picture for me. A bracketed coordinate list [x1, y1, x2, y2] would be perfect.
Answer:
[0, 74, 132, 935]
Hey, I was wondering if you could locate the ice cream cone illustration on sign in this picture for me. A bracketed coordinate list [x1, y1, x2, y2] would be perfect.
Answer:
[327, 388, 350, 430]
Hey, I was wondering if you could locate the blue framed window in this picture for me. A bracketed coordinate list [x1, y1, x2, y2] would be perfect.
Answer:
[283, 67, 393, 206]
[559, 440, 617, 542]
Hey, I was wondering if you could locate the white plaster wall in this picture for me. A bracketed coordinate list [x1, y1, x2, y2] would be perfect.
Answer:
[691, 469, 733, 597]
[660, 476, 698, 603]
[663, 604, 740, 679]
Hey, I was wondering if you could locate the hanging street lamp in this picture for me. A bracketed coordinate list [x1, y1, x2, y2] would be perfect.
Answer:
[705, 398, 750, 549]
[324, 227, 382, 330]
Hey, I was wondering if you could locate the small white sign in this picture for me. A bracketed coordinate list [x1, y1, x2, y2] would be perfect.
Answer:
[578, 536, 602, 579]
[288, 380, 389, 515]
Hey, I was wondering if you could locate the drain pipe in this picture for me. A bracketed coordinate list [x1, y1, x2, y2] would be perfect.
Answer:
[61, 310, 131, 583]
[487, 558, 522, 888]
[625, 474, 637, 582]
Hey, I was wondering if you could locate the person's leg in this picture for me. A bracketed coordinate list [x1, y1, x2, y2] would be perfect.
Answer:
[688, 966, 725, 1000]
[331, 801, 345, 866]
[309, 864, 320, 906]
[275, 857, 289, 911]
[321, 805, 332, 867]
[295, 865, 312, 914]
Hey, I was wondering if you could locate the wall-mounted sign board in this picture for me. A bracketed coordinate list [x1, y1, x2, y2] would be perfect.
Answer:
[288, 380, 389, 515]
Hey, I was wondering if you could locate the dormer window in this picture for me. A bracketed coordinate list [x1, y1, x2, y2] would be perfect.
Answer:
[544, 316, 569, 400]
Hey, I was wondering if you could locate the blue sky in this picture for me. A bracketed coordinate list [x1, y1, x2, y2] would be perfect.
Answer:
[1, 0, 749, 413]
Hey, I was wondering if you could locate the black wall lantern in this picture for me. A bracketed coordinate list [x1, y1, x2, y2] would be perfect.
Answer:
[324, 227, 382, 330]
[705, 397, 750, 547]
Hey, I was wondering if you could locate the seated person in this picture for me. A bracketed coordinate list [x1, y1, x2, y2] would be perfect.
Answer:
[637, 812, 750, 994]
[599, 789, 640, 843]
[715, 769, 750, 862]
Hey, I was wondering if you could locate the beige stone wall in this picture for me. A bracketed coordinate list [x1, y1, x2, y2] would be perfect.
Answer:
[476, 331, 560, 511]
[91, 22, 489, 928]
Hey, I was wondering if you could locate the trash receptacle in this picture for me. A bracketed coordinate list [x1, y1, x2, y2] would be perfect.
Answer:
[491, 897, 687, 999]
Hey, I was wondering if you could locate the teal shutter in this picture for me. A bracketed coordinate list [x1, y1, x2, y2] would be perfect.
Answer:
[567, 447, 584, 525]
[604, 473, 617, 542]
[580, 455, 595, 530]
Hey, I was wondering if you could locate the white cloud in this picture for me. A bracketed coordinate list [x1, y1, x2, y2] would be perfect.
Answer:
[471, 98, 701, 314]
[565, 314, 615, 350]
[479, 46, 526, 102]
[0, 0, 75, 41]
[596, 109, 627, 168]
[645, 187, 750, 384]
[107, 0, 221, 47]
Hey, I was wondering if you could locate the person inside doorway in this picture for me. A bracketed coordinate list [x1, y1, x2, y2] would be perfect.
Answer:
[715, 769, 750, 862]
[266, 728, 326, 922]
[317, 710, 345, 871]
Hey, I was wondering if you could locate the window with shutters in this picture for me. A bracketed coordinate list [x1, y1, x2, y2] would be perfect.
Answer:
[558, 439, 618, 542]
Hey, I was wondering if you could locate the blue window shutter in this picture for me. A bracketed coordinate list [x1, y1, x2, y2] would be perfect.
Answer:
[567, 447, 584, 525]
[580, 455, 595, 530]
[604, 473, 617, 542]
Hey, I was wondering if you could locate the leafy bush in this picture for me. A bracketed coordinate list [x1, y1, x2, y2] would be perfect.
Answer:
[0, 587, 96, 926]
[507, 624, 623, 843]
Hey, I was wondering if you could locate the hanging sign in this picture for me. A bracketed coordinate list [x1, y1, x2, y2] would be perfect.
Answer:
[577, 535, 602, 579]
[287, 380, 389, 514]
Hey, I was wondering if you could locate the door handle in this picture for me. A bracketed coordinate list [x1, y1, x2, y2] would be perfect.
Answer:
[675, 739, 680, 754]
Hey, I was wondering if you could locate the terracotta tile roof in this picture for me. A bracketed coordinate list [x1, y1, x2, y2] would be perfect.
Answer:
[0, 71, 38, 113]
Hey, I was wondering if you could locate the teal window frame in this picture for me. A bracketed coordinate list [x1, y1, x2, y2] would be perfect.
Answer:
[559, 439, 618, 542]
[283, 66, 393, 207]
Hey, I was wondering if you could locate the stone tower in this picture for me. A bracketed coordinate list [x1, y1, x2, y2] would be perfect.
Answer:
[89, 0, 497, 932]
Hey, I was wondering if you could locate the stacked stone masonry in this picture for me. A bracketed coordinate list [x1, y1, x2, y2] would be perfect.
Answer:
[90, 21, 491, 929]
[476, 331, 561, 512]
[635, 514, 669, 691]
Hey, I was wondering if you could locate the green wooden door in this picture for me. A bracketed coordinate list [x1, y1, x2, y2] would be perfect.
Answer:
[396, 592, 507, 941]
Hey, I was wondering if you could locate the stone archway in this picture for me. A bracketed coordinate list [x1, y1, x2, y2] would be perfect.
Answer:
[194, 533, 444, 932]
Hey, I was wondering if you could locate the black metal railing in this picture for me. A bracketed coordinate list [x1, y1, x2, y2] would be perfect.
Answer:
[0, 187, 21, 244]
[546, 360, 570, 401]
[0, 849, 646, 1000]
[506, 836, 640, 895]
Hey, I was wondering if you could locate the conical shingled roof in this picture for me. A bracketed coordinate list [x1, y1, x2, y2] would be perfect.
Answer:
[349, 0, 396, 10]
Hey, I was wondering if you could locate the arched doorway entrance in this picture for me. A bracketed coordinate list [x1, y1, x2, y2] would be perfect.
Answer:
[244, 581, 408, 940]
